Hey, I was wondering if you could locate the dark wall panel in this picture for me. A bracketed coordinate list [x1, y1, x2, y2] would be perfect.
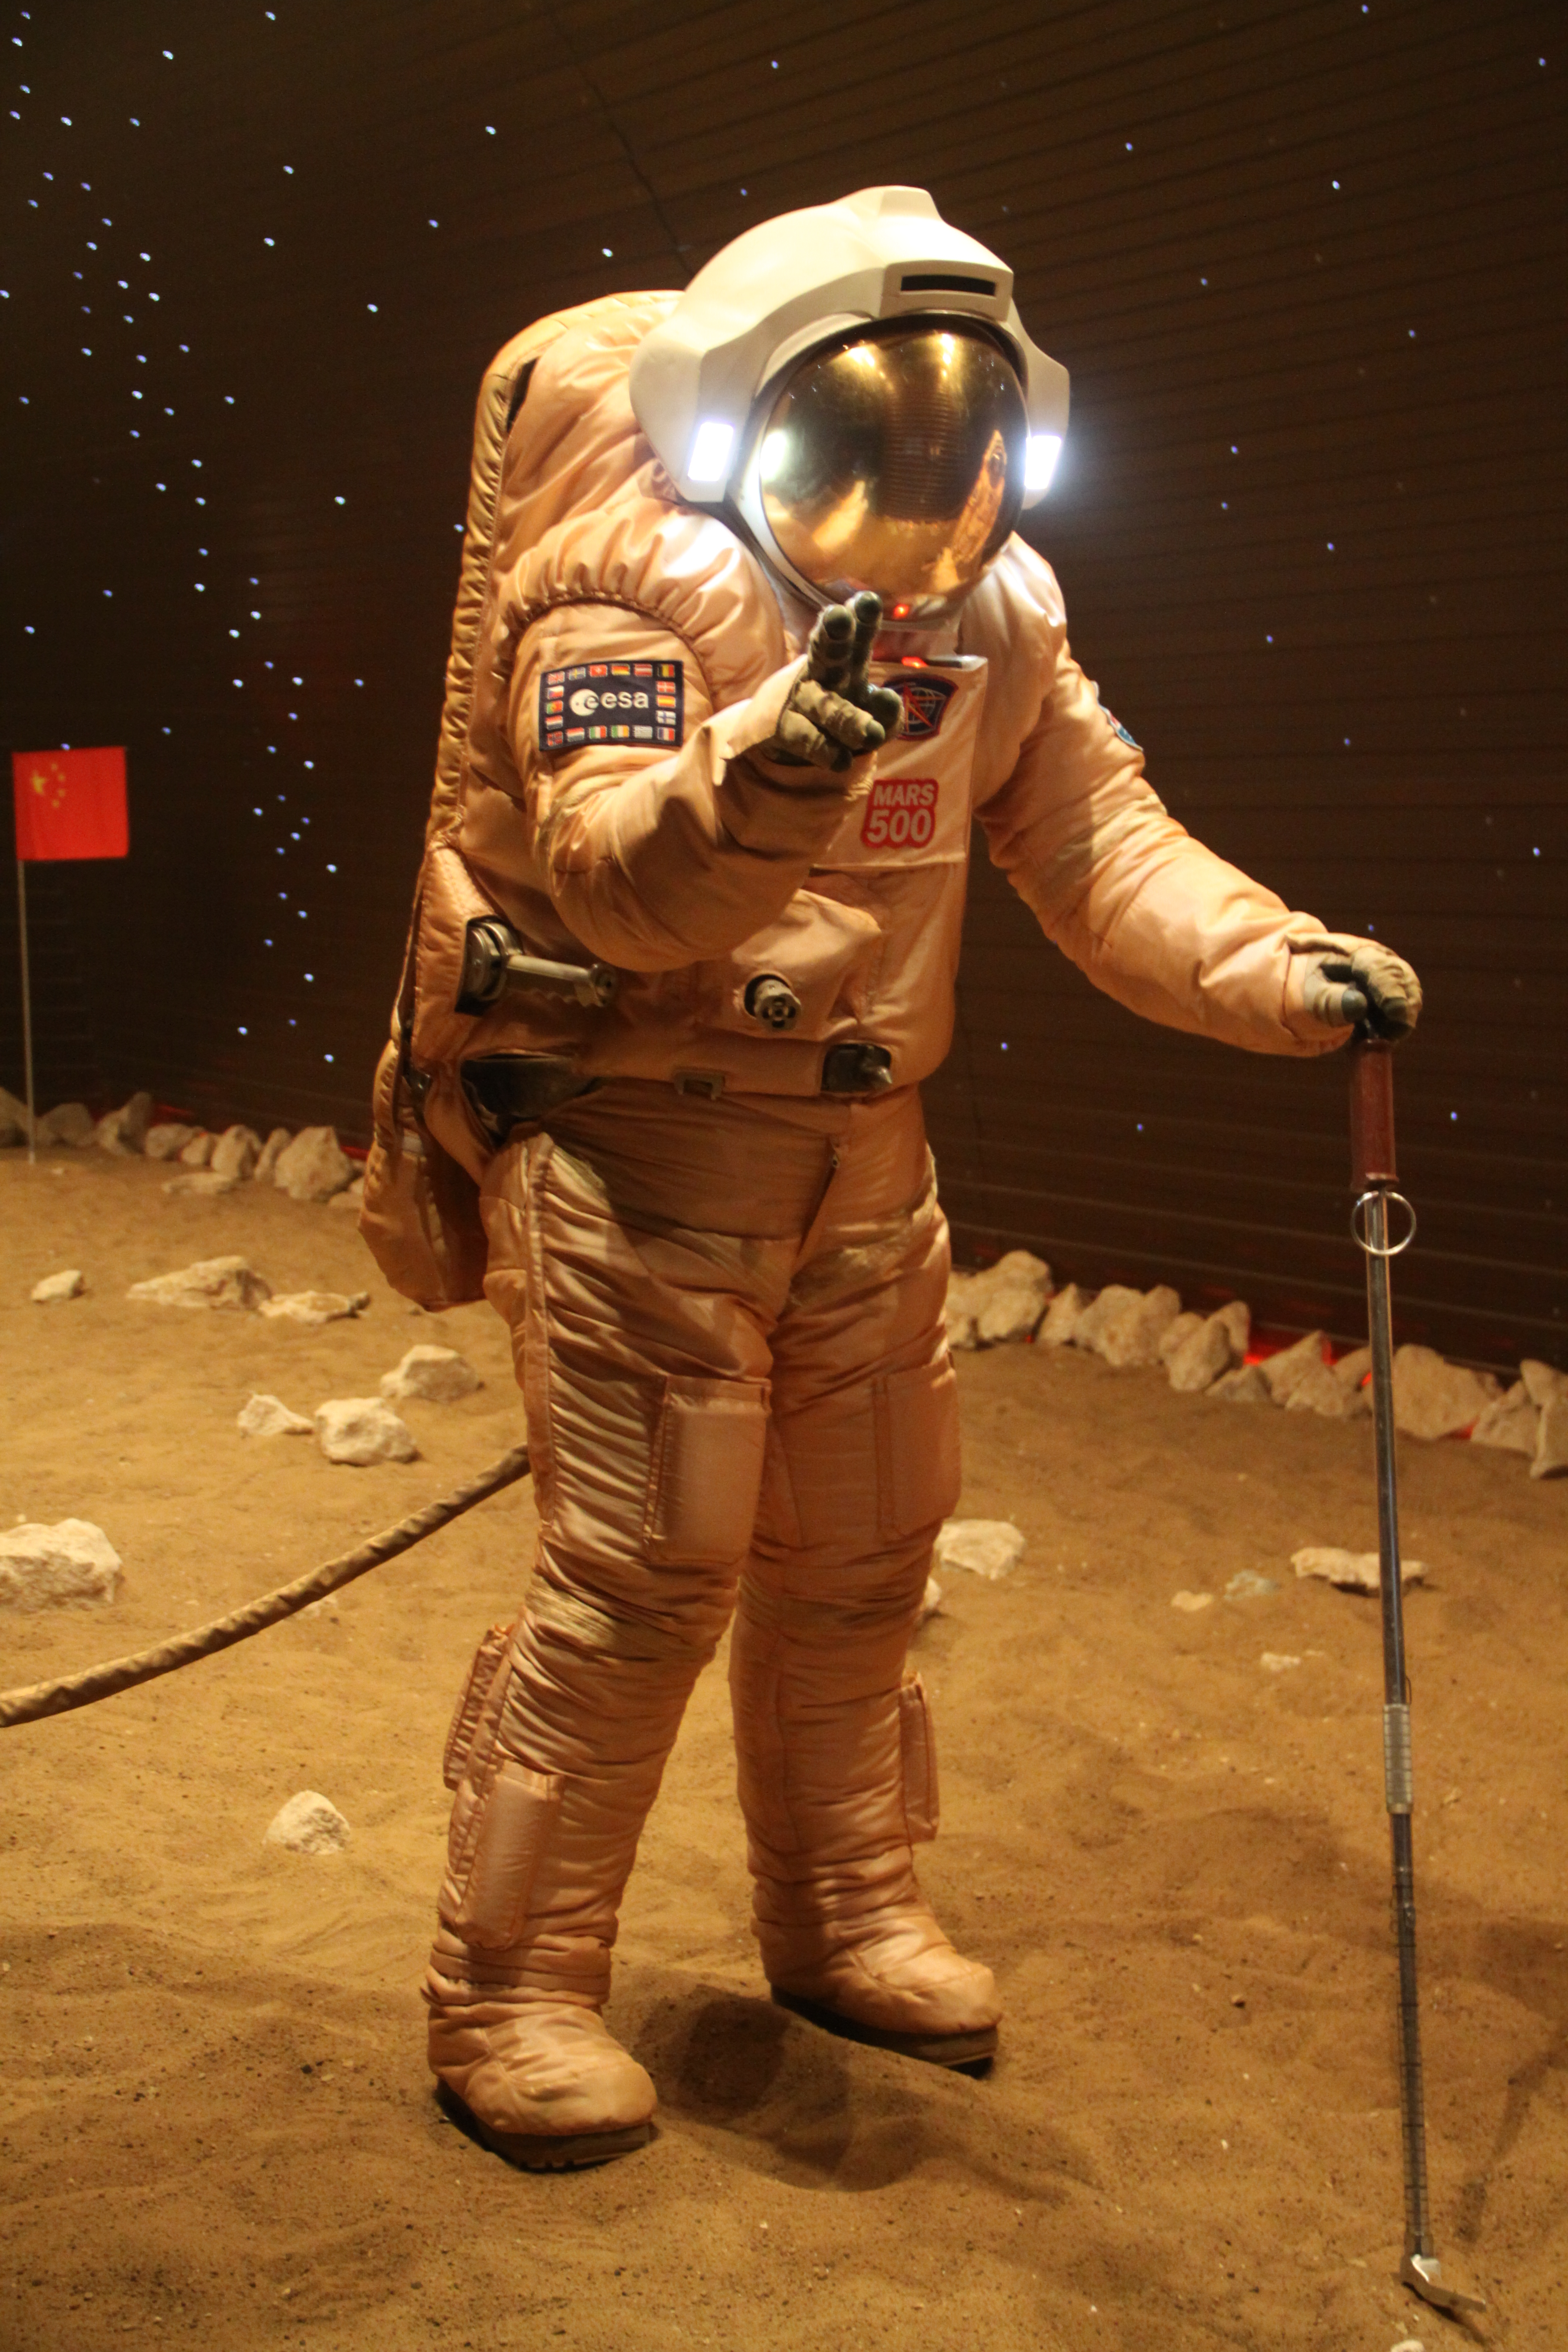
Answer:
[1, 1, 1562, 1363]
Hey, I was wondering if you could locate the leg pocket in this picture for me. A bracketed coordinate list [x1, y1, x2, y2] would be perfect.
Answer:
[644, 1376, 771, 1567]
[876, 1358, 962, 1542]
[899, 1673, 940, 1843]
[441, 1621, 514, 1792]
[451, 1760, 563, 1951]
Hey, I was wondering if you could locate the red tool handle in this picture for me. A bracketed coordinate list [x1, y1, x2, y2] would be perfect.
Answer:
[1349, 1036, 1398, 1189]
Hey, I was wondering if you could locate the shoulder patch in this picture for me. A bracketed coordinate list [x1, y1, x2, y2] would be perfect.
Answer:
[890, 669, 957, 740]
[539, 659, 684, 754]
[1102, 705, 1140, 751]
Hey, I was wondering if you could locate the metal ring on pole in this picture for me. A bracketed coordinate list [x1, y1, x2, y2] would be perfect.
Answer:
[1351, 1187, 1418, 1259]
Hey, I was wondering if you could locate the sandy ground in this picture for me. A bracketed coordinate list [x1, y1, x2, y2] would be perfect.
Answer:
[1, 1146, 1564, 2352]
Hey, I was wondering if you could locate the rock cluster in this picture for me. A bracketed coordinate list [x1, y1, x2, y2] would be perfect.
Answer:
[944, 1260, 1564, 1475]
[2, 1090, 366, 1211]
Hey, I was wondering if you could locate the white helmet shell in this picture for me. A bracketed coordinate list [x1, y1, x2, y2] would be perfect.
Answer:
[629, 186, 1069, 512]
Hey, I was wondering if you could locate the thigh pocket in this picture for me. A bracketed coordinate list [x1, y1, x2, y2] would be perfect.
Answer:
[644, 1377, 770, 1567]
[875, 1358, 962, 1542]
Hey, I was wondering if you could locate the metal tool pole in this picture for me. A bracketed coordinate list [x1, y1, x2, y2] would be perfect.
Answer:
[16, 858, 36, 1165]
[1348, 1036, 1483, 2318]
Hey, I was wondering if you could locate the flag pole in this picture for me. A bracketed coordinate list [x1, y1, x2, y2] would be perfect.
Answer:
[16, 858, 36, 1166]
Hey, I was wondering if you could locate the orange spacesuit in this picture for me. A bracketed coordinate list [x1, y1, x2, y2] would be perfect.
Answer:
[364, 189, 1419, 2167]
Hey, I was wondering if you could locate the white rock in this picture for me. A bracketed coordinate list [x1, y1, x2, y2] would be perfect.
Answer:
[380, 1343, 483, 1403]
[259, 1289, 370, 1329]
[162, 1170, 238, 1198]
[210, 1124, 262, 1181]
[264, 1791, 350, 1855]
[1332, 1344, 1371, 1392]
[1519, 1358, 1568, 1409]
[1168, 1314, 1236, 1394]
[127, 1255, 272, 1311]
[253, 1126, 291, 1182]
[1284, 1358, 1370, 1420]
[1225, 1570, 1278, 1598]
[31, 1269, 85, 1303]
[1468, 1382, 1539, 1458]
[274, 1125, 354, 1203]
[1036, 1283, 1094, 1347]
[0, 1519, 122, 1611]
[1260, 1332, 1329, 1403]
[1172, 1590, 1214, 1613]
[143, 1122, 199, 1161]
[0, 1084, 34, 1142]
[328, 1175, 366, 1212]
[943, 1271, 984, 1352]
[916, 1575, 943, 1627]
[36, 1101, 95, 1147]
[1260, 1653, 1302, 1673]
[178, 1130, 216, 1167]
[974, 1250, 1053, 1345]
[1212, 1300, 1251, 1357]
[933, 1519, 1025, 1581]
[1291, 1546, 1426, 1592]
[95, 1091, 155, 1155]
[1069, 1284, 1143, 1358]
[1096, 1284, 1183, 1369]
[237, 1393, 314, 1438]
[1159, 1312, 1203, 1366]
[1533, 1394, 1568, 1481]
[315, 1396, 420, 1467]
[945, 1252, 1053, 1350]
[1391, 1345, 1500, 1441]
[1208, 1362, 1272, 1404]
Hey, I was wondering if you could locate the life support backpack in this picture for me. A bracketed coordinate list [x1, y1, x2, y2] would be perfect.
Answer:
[358, 314, 579, 1309]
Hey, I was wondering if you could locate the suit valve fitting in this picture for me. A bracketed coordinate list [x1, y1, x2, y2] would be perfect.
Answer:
[458, 918, 618, 1013]
[743, 973, 803, 1031]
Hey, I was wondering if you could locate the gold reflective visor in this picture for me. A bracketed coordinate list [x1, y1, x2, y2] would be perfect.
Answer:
[757, 323, 1027, 606]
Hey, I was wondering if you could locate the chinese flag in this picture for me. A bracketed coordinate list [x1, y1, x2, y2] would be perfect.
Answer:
[11, 747, 129, 861]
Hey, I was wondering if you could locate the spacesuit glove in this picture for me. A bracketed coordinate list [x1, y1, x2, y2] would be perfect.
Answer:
[758, 592, 904, 774]
[1295, 934, 1423, 1041]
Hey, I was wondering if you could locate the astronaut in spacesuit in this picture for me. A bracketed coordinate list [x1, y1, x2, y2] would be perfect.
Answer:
[363, 187, 1420, 2169]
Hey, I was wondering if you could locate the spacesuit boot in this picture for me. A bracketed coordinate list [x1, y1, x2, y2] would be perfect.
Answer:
[423, 1600, 693, 2167]
[732, 1540, 1001, 2070]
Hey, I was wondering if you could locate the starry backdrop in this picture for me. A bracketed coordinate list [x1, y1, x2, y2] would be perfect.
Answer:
[1, 0, 1563, 1364]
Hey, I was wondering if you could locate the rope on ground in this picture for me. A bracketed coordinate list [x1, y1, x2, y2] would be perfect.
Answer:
[0, 1444, 533, 1731]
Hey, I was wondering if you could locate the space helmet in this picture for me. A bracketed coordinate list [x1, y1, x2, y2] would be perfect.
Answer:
[629, 187, 1069, 625]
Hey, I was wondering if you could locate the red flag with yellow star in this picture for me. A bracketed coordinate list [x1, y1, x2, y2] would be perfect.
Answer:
[11, 747, 129, 861]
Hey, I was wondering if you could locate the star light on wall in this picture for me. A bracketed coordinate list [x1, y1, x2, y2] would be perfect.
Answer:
[9, 19, 364, 1079]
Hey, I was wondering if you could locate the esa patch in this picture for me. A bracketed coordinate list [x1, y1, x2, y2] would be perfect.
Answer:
[889, 669, 956, 740]
[539, 659, 684, 753]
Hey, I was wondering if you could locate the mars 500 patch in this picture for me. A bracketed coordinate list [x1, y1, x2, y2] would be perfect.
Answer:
[539, 659, 684, 753]
[860, 773, 939, 850]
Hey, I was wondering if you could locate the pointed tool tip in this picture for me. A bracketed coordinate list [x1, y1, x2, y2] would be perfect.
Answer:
[1401, 2251, 1487, 2314]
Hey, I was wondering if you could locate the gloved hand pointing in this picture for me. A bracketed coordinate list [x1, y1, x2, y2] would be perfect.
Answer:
[759, 591, 904, 773]
[1296, 934, 1423, 1041]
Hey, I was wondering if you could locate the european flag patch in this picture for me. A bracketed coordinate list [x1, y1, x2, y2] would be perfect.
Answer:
[539, 659, 684, 753]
